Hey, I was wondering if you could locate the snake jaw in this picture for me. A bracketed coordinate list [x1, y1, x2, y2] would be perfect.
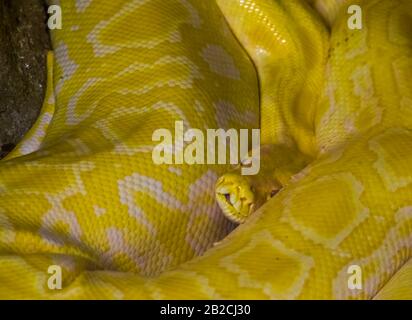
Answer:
[215, 173, 256, 224]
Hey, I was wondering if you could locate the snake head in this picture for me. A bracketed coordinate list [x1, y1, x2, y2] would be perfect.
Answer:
[215, 173, 256, 224]
[215, 171, 282, 224]
[215, 144, 310, 224]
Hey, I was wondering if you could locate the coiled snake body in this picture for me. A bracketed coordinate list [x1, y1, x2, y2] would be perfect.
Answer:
[0, 0, 411, 299]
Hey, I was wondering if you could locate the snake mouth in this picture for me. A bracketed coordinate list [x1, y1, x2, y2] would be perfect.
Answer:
[215, 174, 255, 224]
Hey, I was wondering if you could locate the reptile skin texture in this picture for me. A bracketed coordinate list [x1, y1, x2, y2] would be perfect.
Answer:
[0, 0, 411, 299]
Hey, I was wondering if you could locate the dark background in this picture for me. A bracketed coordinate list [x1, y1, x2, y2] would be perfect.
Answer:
[0, 0, 50, 158]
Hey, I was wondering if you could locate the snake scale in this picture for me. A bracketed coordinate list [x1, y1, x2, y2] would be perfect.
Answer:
[0, 0, 411, 299]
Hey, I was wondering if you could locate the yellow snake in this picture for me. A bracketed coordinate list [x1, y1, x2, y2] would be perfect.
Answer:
[0, 0, 411, 299]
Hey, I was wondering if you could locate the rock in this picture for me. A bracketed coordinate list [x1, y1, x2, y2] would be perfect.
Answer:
[0, 0, 50, 158]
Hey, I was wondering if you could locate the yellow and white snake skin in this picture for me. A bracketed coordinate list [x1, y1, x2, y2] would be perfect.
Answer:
[0, 0, 411, 299]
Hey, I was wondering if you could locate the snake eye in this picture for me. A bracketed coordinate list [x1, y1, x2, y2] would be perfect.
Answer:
[270, 189, 279, 198]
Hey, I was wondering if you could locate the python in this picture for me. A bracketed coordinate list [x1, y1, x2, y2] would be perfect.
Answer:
[0, 0, 412, 300]
[152, 120, 261, 175]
